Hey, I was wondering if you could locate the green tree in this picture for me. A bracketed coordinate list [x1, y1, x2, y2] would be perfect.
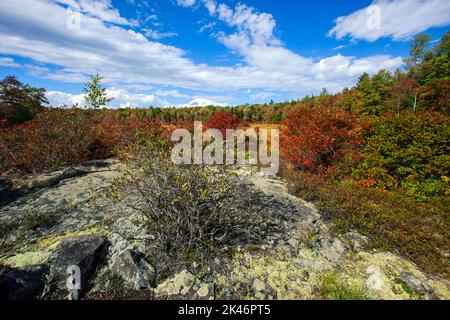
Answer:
[355, 73, 380, 114]
[420, 30, 450, 84]
[271, 113, 282, 123]
[404, 33, 433, 71]
[83, 74, 113, 109]
[434, 30, 450, 57]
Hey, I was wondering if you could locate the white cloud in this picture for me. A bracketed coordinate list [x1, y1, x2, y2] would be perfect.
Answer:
[105, 88, 168, 107]
[144, 14, 158, 22]
[156, 90, 232, 106]
[46, 91, 85, 107]
[250, 92, 274, 101]
[0, 57, 20, 67]
[187, 1, 403, 91]
[312, 54, 403, 80]
[143, 29, 178, 39]
[0, 0, 404, 107]
[332, 45, 347, 51]
[46, 88, 168, 108]
[329, 0, 450, 42]
[124, 84, 154, 91]
[24, 64, 50, 77]
[176, 0, 197, 8]
[46, 88, 229, 108]
[56, 0, 136, 26]
[199, 22, 216, 33]
[155, 89, 192, 99]
[0, 57, 50, 76]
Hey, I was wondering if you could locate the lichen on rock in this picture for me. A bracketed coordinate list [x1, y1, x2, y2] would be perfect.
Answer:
[0, 162, 449, 300]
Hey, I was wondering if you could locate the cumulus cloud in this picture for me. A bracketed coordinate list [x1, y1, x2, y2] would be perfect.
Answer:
[46, 88, 168, 108]
[46, 91, 85, 107]
[312, 54, 403, 80]
[0, 0, 405, 107]
[56, 0, 136, 26]
[329, 0, 450, 42]
[106, 88, 169, 108]
[185, 0, 403, 90]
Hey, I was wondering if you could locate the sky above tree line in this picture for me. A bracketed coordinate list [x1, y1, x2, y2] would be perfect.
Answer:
[0, 0, 449, 108]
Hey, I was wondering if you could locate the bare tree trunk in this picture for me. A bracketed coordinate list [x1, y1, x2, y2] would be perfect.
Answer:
[413, 94, 417, 111]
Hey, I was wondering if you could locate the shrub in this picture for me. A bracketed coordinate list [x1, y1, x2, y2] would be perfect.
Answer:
[0, 109, 166, 174]
[204, 112, 247, 136]
[353, 110, 450, 201]
[112, 142, 271, 279]
[281, 106, 365, 175]
[281, 166, 449, 278]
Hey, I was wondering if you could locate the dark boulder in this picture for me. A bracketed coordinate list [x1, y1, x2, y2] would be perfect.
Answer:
[0, 178, 16, 207]
[47, 234, 107, 294]
[0, 264, 48, 300]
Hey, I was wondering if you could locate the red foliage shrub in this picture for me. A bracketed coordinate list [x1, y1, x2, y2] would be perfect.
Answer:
[173, 120, 195, 132]
[281, 106, 365, 175]
[88, 114, 167, 158]
[0, 109, 167, 175]
[203, 112, 247, 136]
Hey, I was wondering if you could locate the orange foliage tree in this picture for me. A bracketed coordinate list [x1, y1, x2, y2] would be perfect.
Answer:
[281, 106, 365, 175]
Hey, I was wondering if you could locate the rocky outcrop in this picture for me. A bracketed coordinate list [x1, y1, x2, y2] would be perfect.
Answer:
[46, 234, 107, 294]
[0, 161, 449, 300]
[0, 160, 125, 299]
[251, 279, 277, 300]
[155, 270, 214, 300]
[0, 160, 122, 207]
[111, 249, 156, 290]
[0, 264, 48, 300]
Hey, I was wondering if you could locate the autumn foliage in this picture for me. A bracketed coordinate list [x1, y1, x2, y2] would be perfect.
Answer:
[281, 106, 365, 175]
[203, 112, 247, 135]
[419, 79, 450, 113]
[0, 109, 167, 174]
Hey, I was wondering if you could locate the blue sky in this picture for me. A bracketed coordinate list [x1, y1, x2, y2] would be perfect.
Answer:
[0, 0, 449, 107]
